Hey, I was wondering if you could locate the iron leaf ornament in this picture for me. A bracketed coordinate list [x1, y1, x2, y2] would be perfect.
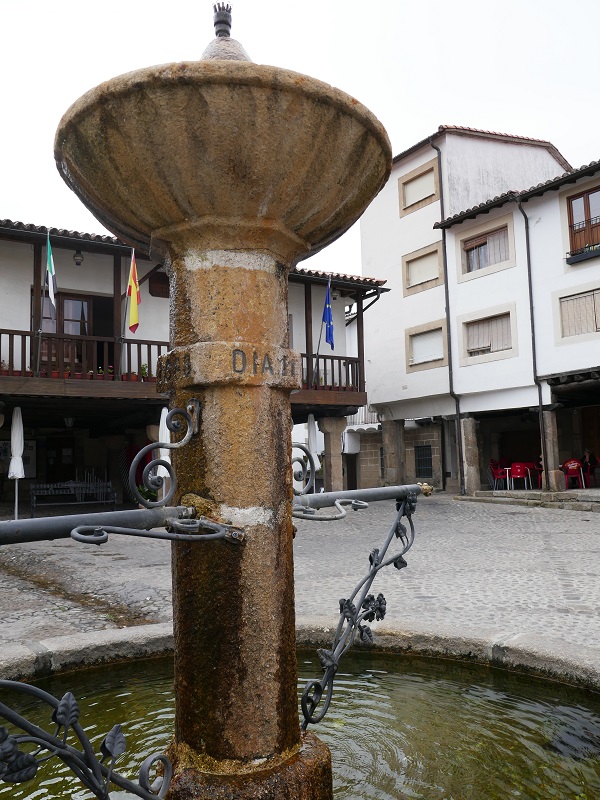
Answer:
[301, 495, 417, 729]
[0, 682, 172, 798]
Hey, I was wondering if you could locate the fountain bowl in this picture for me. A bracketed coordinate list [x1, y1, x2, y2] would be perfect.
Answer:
[54, 60, 392, 261]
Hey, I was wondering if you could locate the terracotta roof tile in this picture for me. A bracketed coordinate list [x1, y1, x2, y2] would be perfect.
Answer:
[0, 219, 387, 288]
[435, 160, 600, 229]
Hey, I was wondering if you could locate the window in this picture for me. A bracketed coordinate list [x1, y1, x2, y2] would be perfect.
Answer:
[456, 215, 515, 281]
[410, 328, 444, 365]
[407, 250, 438, 286]
[403, 243, 442, 296]
[560, 289, 600, 337]
[567, 187, 600, 260]
[465, 313, 511, 357]
[404, 170, 435, 207]
[414, 445, 433, 478]
[399, 158, 439, 217]
[463, 227, 509, 273]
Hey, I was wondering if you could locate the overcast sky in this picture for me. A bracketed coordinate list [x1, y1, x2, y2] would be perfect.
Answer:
[3, 0, 600, 276]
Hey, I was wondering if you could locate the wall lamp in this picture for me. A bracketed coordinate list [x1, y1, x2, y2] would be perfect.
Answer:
[73, 250, 84, 267]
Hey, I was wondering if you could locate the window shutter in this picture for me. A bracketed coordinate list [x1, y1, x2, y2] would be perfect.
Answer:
[411, 329, 443, 364]
[560, 292, 596, 337]
[466, 319, 490, 352]
[403, 169, 435, 207]
[407, 251, 439, 286]
[466, 313, 511, 355]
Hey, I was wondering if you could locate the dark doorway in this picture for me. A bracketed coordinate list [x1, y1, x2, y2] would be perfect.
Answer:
[345, 454, 357, 490]
[45, 435, 78, 482]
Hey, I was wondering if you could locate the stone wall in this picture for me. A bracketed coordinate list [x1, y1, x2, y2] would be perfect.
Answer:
[356, 431, 384, 488]
[404, 422, 443, 489]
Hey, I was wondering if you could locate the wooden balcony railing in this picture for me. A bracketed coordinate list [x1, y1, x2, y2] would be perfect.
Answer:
[301, 353, 363, 392]
[0, 328, 168, 380]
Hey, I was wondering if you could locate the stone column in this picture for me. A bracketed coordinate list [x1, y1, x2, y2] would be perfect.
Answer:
[542, 408, 565, 491]
[54, 11, 391, 795]
[318, 417, 346, 492]
[461, 416, 481, 495]
[381, 418, 405, 485]
[157, 245, 331, 799]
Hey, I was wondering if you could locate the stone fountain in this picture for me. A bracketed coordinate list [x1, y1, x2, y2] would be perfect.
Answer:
[53, 6, 391, 798]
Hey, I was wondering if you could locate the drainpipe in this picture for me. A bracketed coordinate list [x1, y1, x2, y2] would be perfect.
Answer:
[431, 138, 465, 495]
[515, 196, 550, 492]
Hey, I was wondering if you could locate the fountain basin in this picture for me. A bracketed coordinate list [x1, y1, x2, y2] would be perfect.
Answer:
[3, 649, 600, 799]
[55, 60, 391, 260]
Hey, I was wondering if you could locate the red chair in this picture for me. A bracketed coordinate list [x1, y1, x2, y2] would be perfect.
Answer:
[563, 459, 584, 489]
[489, 461, 510, 490]
[511, 462, 531, 490]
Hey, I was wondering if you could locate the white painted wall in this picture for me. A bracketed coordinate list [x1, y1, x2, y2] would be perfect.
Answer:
[526, 176, 600, 376]
[444, 135, 566, 217]
[360, 132, 571, 424]
[286, 281, 349, 357]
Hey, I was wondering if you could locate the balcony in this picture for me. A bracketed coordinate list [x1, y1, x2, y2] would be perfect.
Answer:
[0, 328, 168, 397]
[291, 353, 366, 420]
[0, 331, 366, 410]
[567, 217, 600, 264]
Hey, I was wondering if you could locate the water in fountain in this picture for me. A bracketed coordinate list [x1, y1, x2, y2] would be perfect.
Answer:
[2, 650, 600, 799]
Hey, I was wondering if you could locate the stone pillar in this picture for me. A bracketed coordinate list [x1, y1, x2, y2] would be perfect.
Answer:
[542, 408, 565, 491]
[381, 418, 405, 485]
[461, 416, 481, 495]
[54, 10, 391, 796]
[318, 417, 346, 492]
[156, 246, 332, 798]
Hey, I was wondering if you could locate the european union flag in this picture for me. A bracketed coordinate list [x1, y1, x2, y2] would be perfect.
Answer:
[323, 279, 334, 350]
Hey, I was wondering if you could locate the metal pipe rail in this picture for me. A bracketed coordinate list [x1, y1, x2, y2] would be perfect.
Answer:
[292, 483, 428, 511]
[0, 506, 195, 546]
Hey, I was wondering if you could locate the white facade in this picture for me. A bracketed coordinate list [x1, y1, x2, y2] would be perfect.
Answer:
[360, 129, 571, 422]
[359, 126, 600, 491]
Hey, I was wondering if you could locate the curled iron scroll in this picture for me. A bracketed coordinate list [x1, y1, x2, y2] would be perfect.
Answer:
[292, 443, 316, 495]
[300, 496, 417, 730]
[129, 406, 195, 508]
[0, 680, 172, 799]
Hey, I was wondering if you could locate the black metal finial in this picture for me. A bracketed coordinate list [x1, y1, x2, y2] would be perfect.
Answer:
[213, 3, 232, 37]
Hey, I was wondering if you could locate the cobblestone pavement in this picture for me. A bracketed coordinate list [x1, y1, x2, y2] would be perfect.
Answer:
[293, 494, 600, 657]
[1, 494, 599, 666]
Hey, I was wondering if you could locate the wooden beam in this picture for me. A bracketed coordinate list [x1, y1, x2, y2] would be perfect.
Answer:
[113, 254, 123, 376]
[356, 291, 365, 392]
[304, 282, 313, 388]
[32, 242, 43, 375]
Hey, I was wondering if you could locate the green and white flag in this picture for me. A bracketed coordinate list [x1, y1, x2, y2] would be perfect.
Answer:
[46, 233, 57, 319]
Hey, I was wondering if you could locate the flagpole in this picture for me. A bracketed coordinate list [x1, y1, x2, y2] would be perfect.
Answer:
[312, 275, 331, 388]
[121, 283, 129, 375]
[36, 233, 51, 376]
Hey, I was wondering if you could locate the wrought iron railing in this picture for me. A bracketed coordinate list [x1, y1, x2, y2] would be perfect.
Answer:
[568, 216, 600, 256]
[0, 328, 168, 380]
[0, 410, 431, 797]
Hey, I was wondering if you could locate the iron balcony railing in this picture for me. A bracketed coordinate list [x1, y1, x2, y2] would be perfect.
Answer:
[0, 328, 168, 381]
[301, 353, 363, 392]
[568, 215, 600, 256]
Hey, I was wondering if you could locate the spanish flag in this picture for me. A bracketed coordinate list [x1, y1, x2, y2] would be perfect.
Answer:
[127, 249, 140, 333]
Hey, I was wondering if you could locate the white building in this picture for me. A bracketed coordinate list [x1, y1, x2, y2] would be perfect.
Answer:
[360, 126, 600, 492]
[0, 219, 386, 503]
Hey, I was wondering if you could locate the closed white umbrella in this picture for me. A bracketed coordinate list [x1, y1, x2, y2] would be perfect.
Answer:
[307, 413, 321, 472]
[8, 407, 24, 520]
[157, 407, 171, 500]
